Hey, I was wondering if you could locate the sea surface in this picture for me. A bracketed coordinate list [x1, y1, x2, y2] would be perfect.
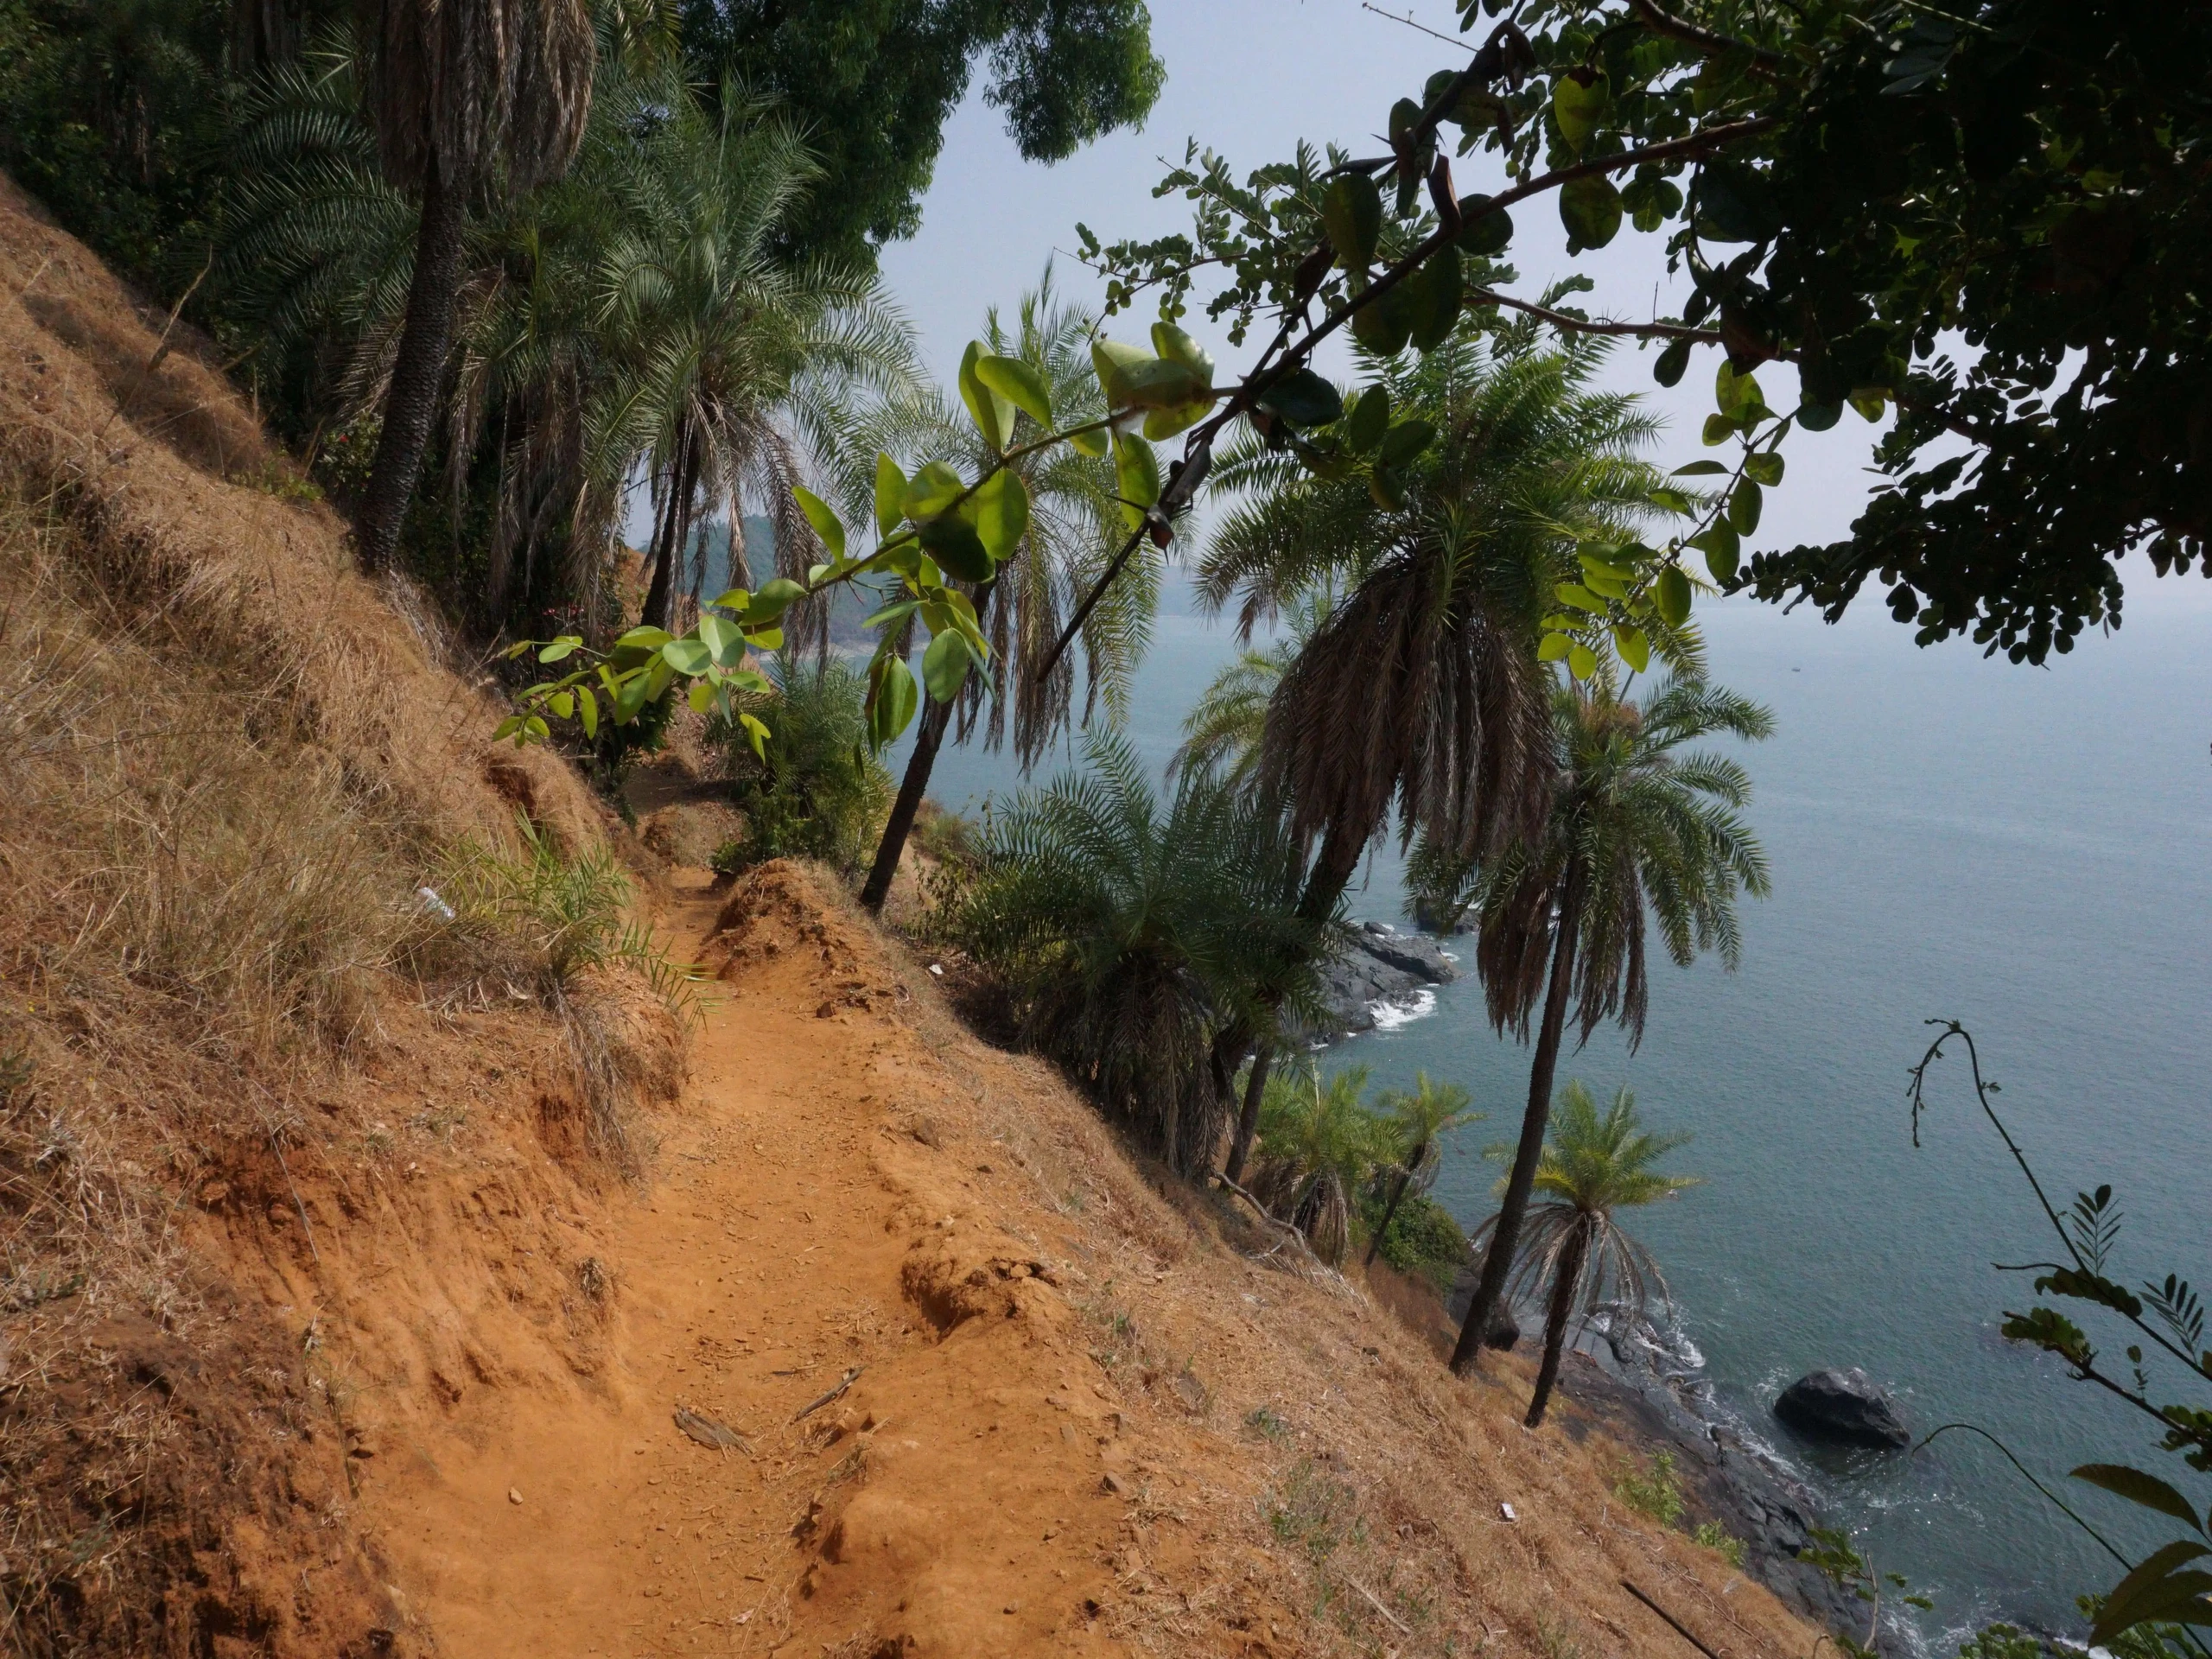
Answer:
[895, 569, 2212, 1645]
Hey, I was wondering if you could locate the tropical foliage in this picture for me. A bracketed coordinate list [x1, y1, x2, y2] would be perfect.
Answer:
[1364, 1071, 1482, 1269]
[1249, 1064, 1394, 1267]
[1470, 1080, 1695, 1426]
[709, 658, 890, 880]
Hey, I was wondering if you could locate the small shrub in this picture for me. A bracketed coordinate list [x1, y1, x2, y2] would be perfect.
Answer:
[1245, 1406, 1290, 1441]
[1265, 1459, 1363, 1563]
[1362, 1191, 1471, 1293]
[708, 658, 888, 878]
[1613, 1450, 1686, 1528]
[1693, 1520, 1747, 1567]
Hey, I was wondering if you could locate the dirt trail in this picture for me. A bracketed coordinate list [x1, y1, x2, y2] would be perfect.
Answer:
[341, 861, 1823, 1659]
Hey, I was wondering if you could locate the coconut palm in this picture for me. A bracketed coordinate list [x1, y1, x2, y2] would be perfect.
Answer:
[1363, 1072, 1480, 1268]
[1470, 1080, 1697, 1427]
[1200, 321, 1682, 1182]
[353, 0, 595, 574]
[951, 733, 1329, 1175]
[1250, 1063, 1393, 1266]
[850, 274, 1140, 912]
[1446, 670, 1771, 1372]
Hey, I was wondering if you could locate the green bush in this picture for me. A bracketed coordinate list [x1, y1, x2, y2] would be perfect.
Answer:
[1361, 1190, 1471, 1294]
[1613, 1450, 1686, 1528]
[709, 657, 888, 879]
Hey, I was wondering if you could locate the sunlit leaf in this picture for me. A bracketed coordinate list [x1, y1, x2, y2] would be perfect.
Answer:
[1560, 175, 1623, 251]
[975, 467, 1031, 563]
[874, 452, 907, 536]
[793, 485, 845, 559]
[922, 627, 970, 702]
[959, 340, 1014, 452]
[976, 353, 1053, 429]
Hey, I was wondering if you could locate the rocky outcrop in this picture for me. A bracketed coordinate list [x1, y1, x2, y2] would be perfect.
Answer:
[1313, 921, 1458, 1037]
[1774, 1369, 1910, 1449]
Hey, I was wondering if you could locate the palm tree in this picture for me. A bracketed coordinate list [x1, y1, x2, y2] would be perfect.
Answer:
[1470, 1080, 1697, 1427]
[1250, 1063, 1393, 1266]
[1445, 670, 1771, 1373]
[950, 734, 1329, 1176]
[353, 0, 595, 574]
[852, 274, 1139, 912]
[1363, 1072, 1480, 1268]
[1199, 322, 1682, 1183]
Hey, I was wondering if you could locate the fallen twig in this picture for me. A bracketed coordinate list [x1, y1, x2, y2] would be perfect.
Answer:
[1347, 1576, 1411, 1635]
[674, 1405, 752, 1455]
[1623, 1579, 1724, 1659]
[791, 1365, 862, 1423]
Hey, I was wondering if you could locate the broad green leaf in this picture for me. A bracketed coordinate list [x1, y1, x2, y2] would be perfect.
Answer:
[862, 597, 922, 631]
[1144, 395, 1216, 442]
[1068, 425, 1109, 458]
[1850, 387, 1890, 422]
[745, 577, 807, 624]
[687, 678, 714, 715]
[903, 461, 967, 522]
[615, 626, 673, 652]
[1745, 450, 1785, 486]
[874, 452, 907, 536]
[1701, 413, 1737, 446]
[1672, 461, 1729, 477]
[1114, 432, 1160, 527]
[1624, 170, 1683, 232]
[1797, 399, 1843, 432]
[1344, 385, 1391, 454]
[2089, 1541, 2212, 1646]
[1695, 523, 1742, 582]
[1378, 419, 1436, 467]
[1537, 631, 1573, 662]
[1567, 642, 1599, 680]
[1648, 487, 1694, 514]
[1092, 339, 1204, 410]
[2072, 1465, 2203, 1533]
[698, 612, 741, 666]
[1613, 624, 1651, 673]
[661, 638, 710, 677]
[739, 710, 769, 760]
[1150, 320, 1216, 384]
[1656, 566, 1692, 627]
[1727, 478, 1764, 534]
[1560, 175, 1623, 252]
[921, 627, 971, 703]
[576, 684, 598, 740]
[1368, 462, 1406, 511]
[1580, 566, 1630, 600]
[1455, 196, 1513, 257]
[918, 515, 992, 583]
[524, 715, 549, 741]
[1408, 244, 1464, 352]
[747, 627, 784, 652]
[975, 467, 1031, 563]
[975, 354, 1053, 430]
[1552, 70, 1611, 155]
[1256, 368, 1344, 429]
[1322, 172, 1383, 275]
[959, 340, 1014, 452]
[1655, 337, 1692, 387]
[1716, 360, 1766, 417]
[537, 637, 579, 664]
[709, 587, 750, 611]
[1555, 582, 1605, 613]
[868, 654, 918, 747]
[494, 713, 525, 742]
[793, 485, 845, 559]
[1350, 283, 1414, 355]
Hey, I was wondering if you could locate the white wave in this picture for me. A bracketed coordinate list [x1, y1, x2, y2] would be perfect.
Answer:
[1367, 988, 1437, 1031]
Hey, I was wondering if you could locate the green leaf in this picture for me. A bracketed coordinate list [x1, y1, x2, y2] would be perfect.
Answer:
[1408, 244, 1464, 352]
[1581, 567, 1630, 600]
[1378, 419, 1436, 467]
[975, 467, 1030, 563]
[1368, 462, 1406, 511]
[1552, 70, 1611, 155]
[1623, 170, 1683, 233]
[1850, 387, 1890, 422]
[687, 678, 714, 715]
[738, 710, 769, 760]
[793, 485, 845, 560]
[1322, 172, 1383, 276]
[1671, 461, 1729, 477]
[975, 353, 1052, 430]
[921, 627, 971, 703]
[1727, 478, 1764, 535]
[1560, 175, 1623, 252]
[874, 453, 907, 537]
[576, 685, 598, 740]
[1796, 399, 1843, 432]
[1455, 196, 1513, 257]
[1150, 320, 1216, 385]
[1716, 360, 1766, 417]
[494, 713, 525, 742]
[660, 638, 710, 677]
[744, 577, 807, 625]
[863, 598, 921, 631]
[1613, 624, 1651, 674]
[524, 715, 550, 741]
[537, 637, 579, 664]
[959, 340, 1014, 452]
[903, 461, 967, 522]
[709, 587, 750, 612]
[1655, 337, 1692, 388]
[615, 626, 673, 652]
[1567, 642, 1599, 680]
[698, 612, 741, 666]
[918, 515, 992, 583]
[2089, 1542, 2212, 1646]
[1537, 631, 1573, 662]
[1068, 424, 1109, 458]
[1092, 338, 1204, 410]
[1700, 413, 1737, 447]
[868, 653, 918, 747]
[1350, 283, 1414, 356]
[1144, 395, 1215, 442]
[1256, 368, 1344, 429]
[2072, 1465, 2203, 1533]
[1695, 523, 1742, 582]
[1344, 385, 1391, 455]
[1555, 582, 1605, 613]
[1745, 451, 1785, 486]
[1656, 566, 1692, 627]
[1114, 432, 1160, 528]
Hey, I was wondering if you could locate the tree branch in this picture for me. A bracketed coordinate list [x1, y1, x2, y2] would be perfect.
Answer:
[1474, 289, 1721, 343]
[1630, 0, 1788, 71]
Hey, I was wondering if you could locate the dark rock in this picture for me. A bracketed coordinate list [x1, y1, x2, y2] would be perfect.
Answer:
[1310, 921, 1459, 1039]
[1484, 1308, 1520, 1351]
[1773, 1368, 1910, 1449]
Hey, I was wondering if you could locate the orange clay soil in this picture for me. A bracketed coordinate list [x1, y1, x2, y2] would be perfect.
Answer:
[315, 861, 1823, 1659]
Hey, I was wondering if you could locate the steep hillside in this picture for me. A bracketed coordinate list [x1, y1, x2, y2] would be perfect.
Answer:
[0, 179, 1824, 1659]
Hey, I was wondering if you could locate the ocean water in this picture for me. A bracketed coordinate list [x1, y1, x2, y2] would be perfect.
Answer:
[901, 571, 2212, 1643]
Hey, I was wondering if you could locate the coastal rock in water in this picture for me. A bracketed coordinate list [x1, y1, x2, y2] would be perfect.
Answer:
[1773, 1369, 1910, 1449]
[1310, 921, 1458, 1038]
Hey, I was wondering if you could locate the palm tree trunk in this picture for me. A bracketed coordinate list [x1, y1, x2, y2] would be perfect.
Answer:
[1451, 855, 1587, 1373]
[1525, 1219, 1590, 1427]
[1363, 1141, 1427, 1268]
[1222, 1045, 1274, 1185]
[642, 433, 700, 630]
[859, 584, 997, 913]
[358, 153, 468, 575]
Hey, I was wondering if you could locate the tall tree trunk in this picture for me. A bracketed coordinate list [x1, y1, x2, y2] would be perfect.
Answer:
[1451, 855, 1587, 1373]
[1524, 1218, 1589, 1427]
[1363, 1141, 1428, 1268]
[358, 155, 467, 575]
[642, 434, 700, 630]
[1220, 817, 1369, 1185]
[859, 584, 997, 913]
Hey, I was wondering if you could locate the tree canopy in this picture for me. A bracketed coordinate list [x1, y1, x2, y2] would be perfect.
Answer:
[677, 0, 1164, 265]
